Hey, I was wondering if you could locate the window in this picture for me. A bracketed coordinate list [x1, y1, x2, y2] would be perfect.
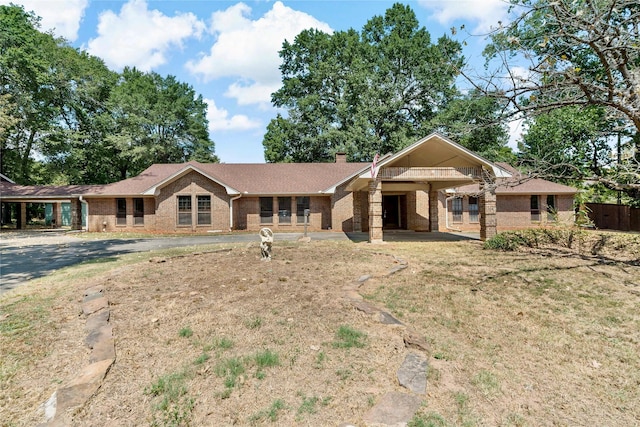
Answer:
[177, 195, 192, 226]
[531, 195, 540, 221]
[468, 196, 479, 223]
[133, 198, 144, 226]
[260, 197, 273, 224]
[278, 197, 291, 224]
[197, 195, 211, 225]
[116, 198, 126, 226]
[452, 198, 463, 223]
[546, 195, 556, 221]
[297, 196, 310, 224]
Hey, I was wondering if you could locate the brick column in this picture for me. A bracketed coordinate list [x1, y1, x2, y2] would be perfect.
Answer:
[353, 191, 362, 232]
[70, 198, 83, 230]
[480, 190, 497, 240]
[17, 202, 27, 229]
[429, 190, 439, 232]
[368, 179, 383, 243]
[52, 202, 62, 228]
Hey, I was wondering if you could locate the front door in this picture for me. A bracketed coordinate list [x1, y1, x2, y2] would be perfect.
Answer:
[383, 195, 406, 229]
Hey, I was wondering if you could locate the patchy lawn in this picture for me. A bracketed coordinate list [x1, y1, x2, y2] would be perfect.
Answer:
[1, 231, 639, 426]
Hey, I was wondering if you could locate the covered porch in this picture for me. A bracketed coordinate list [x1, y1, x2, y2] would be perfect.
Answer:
[346, 133, 510, 243]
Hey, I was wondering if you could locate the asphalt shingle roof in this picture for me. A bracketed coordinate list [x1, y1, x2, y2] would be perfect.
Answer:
[0, 161, 370, 198]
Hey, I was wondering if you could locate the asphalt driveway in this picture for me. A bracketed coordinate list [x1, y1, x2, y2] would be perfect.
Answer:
[0, 230, 478, 295]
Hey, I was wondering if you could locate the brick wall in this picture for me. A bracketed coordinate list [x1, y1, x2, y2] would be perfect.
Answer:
[86, 197, 156, 232]
[407, 190, 430, 231]
[236, 195, 330, 231]
[496, 194, 574, 230]
[331, 183, 354, 232]
[434, 193, 576, 232]
[155, 171, 230, 233]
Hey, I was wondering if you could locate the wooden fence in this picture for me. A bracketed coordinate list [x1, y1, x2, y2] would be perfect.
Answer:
[586, 203, 640, 232]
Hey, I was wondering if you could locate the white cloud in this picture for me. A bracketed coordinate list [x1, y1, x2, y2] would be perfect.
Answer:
[186, 1, 332, 106]
[87, 0, 205, 71]
[418, 0, 510, 33]
[508, 118, 526, 151]
[205, 98, 261, 132]
[1, 0, 88, 41]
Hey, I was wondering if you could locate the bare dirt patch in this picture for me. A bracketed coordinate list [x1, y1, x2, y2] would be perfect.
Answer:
[1, 232, 639, 426]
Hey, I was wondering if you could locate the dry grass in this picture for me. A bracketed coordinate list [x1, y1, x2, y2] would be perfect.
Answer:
[1, 232, 639, 426]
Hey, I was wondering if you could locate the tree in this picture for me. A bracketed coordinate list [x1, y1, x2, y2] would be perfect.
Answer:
[430, 91, 514, 162]
[103, 68, 217, 180]
[0, 5, 217, 185]
[520, 106, 613, 179]
[468, 0, 639, 198]
[0, 5, 63, 182]
[265, 3, 464, 162]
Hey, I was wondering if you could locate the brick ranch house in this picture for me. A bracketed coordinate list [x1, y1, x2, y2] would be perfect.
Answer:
[0, 133, 577, 242]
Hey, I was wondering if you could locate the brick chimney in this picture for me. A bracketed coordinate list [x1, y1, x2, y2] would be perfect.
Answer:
[335, 152, 347, 163]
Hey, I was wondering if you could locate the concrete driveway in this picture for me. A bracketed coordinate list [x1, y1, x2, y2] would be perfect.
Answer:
[0, 230, 478, 295]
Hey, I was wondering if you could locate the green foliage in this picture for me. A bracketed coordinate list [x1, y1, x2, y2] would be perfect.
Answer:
[332, 325, 367, 349]
[249, 399, 288, 423]
[144, 370, 194, 427]
[203, 337, 233, 352]
[472, 370, 500, 397]
[483, 229, 587, 251]
[254, 349, 280, 370]
[264, 4, 465, 162]
[519, 106, 613, 183]
[295, 394, 330, 420]
[194, 353, 209, 365]
[408, 413, 449, 427]
[245, 316, 263, 330]
[482, 0, 640, 199]
[0, 5, 217, 185]
[178, 326, 193, 338]
[431, 91, 513, 162]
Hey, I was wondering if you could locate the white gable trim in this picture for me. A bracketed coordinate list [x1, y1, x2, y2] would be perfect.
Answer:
[352, 133, 511, 180]
[143, 164, 240, 196]
[0, 173, 15, 183]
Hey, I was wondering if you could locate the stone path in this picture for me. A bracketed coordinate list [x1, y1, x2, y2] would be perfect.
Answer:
[37, 249, 427, 426]
[39, 285, 115, 426]
[342, 254, 430, 426]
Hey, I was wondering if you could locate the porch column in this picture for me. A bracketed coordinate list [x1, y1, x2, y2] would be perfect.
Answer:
[353, 191, 362, 232]
[70, 198, 83, 230]
[368, 178, 383, 243]
[429, 190, 439, 232]
[17, 202, 26, 229]
[52, 202, 62, 228]
[480, 190, 497, 240]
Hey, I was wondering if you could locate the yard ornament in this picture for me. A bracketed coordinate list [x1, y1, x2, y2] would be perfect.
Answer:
[259, 228, 273, 261]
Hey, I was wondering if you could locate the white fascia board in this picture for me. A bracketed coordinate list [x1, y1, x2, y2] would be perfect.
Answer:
[321, 163, 378, 194]
[143, 164, 240, 196]
[384, 132, 513, 179]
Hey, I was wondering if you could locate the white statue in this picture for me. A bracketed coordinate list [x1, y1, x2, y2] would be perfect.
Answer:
[259, 228, 273, 261]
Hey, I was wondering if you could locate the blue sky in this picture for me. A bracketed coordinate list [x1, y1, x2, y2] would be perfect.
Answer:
[3, 0, 518, 163]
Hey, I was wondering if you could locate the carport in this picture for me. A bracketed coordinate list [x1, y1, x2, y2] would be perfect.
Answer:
[0, 183, 89, 230]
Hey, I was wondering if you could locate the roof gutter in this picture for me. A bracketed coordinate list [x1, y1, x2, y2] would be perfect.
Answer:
[229, 194, 242, 231]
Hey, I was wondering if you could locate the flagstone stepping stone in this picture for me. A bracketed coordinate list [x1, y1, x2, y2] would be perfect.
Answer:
[85, 310, 110, 332]
[81, 296, 108, 315]
[397, 353, 428, 394]
[54, 358, 114, 415]
[363, 391, 423, 426]
[378, 311, 403, 325]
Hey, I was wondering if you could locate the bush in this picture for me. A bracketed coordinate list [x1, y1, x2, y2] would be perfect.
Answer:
[484, 228, 589, 251]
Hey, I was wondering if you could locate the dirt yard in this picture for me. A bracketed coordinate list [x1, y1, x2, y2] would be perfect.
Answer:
[1, 231, 639, 426]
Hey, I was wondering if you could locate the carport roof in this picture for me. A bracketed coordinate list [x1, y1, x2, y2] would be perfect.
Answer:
[0, 181, 104, 200]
